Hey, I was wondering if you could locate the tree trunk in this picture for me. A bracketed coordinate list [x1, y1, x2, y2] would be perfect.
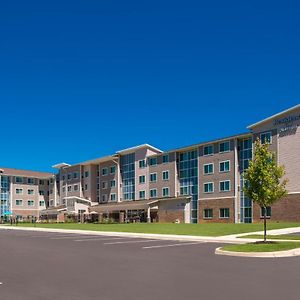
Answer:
[263, 206, 267, 243]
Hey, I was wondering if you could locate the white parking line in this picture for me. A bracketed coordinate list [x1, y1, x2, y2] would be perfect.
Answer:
[50, 235, 102, 240]
[143, 242, 204, 249]
[74, 237, 127, 242]
[104, 239, 158, 245]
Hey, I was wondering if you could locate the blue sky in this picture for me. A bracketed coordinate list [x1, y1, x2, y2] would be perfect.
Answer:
[0, 0, 299, 172]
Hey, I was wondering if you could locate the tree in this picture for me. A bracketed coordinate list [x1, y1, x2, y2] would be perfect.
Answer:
[243, 139, 288, 242]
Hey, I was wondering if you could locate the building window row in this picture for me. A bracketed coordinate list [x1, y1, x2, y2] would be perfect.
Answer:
[15, 188, 35, 195]
[203, 180, 231, 193]
[15, 199, 37, 206]
[139, 171, 170, 184]
[203, 208, 230, 219]
[203, 141, 231, 156]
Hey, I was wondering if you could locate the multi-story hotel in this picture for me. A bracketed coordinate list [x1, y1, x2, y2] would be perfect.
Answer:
[1, 104, 300, 223]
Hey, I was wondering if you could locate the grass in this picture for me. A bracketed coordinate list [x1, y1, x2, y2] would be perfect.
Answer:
[238, 234, 300, 240]
[8, 221, 300, 237]
[221, 242, 300, 252]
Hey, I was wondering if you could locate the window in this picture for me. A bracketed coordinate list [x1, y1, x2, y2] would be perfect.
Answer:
[67, 173, 71, 180]
[139, 190, 146, 199]
[62, 187, 66, 193]
[16, 200, 23, 206]
[260, 132, 272, 144]
[219, 141, 230, 153]
[203, 209, 213, 219]
[28, 189, 34, 195]
[150, 189, 157, 198]
[149, 157, 157, 166]
[219, 180, 230, 192]
[110, 166, 116, 174]
[102, 168, 108, 176]
[28, 178, 35, 184]
[219, 161, 230, 173]
[150, 173, 157, 182]
[102, 194, 107, 202]
[68, 186, 72, 192]
[180, 186, 189, 195]
[62, 175, 65, 181]
[162, 187, 169, 197]
[110, 180, 116, 188]
[162, 170, 169, 181]
[204, 163, 214, 175]
[102, 181, 108, 189]
[84, 184, 88, 191]
[204, 145, 214, 156]
[39, 180, 45, 185]
[162, 154, 169, 164]
[261, 206, 272, 218]
[139, 175, 146, 184]
[39, 201, 45, 206]
[110, 193, 116, 201]
[73, 172, 78, 179]
[219, 208, 230, 218]
[16, 188, 23, 194]
[27, 200, 35, 206]
[139, 160, 146, 169]
[85, 171, 89, 178]
[204, 182, 214, 193]
[15, 177, 23, 183]
[39, 190, 45, 196]
[74, 185, 79, 191]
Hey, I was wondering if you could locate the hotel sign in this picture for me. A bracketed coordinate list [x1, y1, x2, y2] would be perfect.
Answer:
[274, 114, 300, 136]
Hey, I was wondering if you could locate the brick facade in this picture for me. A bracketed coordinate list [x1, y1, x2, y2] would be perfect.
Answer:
[198, 198, 235, 223]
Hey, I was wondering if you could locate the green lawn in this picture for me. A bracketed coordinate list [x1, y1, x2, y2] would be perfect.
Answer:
[238, 234, 300, 240]
[9, 222, 300, 237]
[221, 242, 300, 252]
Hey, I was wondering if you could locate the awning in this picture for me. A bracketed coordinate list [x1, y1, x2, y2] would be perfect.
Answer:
[89, 197, 191, 214]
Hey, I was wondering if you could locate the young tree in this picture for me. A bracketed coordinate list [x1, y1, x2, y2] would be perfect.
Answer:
[243, 139, 288, 242]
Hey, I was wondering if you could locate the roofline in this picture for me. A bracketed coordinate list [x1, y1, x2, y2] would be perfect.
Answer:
[52, 163, 71, 169]
[165, 132, 251, 153]
[0, 167, 53, 178]
[247, 104, 300, 129]
[116, 144, 163, 155]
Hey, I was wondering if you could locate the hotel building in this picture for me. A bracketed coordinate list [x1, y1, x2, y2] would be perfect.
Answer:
[1, 104, 299, 223]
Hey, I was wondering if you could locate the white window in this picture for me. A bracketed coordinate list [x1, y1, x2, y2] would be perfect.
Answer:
[219, 208, 230, 218]
[219, 161, 230, 173]
[150, 189, 157, 198]
[27, 200, 35, 206]
[110, 166, 116, 174]
[39, 201, 45, 207]
[139, 160, 146, 168]
[219, 141, 230, 153]
[219, 180, 231, 192]
[102, 194, 107, 202]
[260, 132, 272, 144]
[150, 173, 157, 182]
[15, 177, 23, 183]
[162, 154, 169, 164]
[203, 209, 213, 219]
[67, 186, 72, 192]
[203, 145, 214, 156]
[28, 189, 34, 195]
[162, 187, 169, 197]
[110, 180, 116, 188]
[139, 190, 146, 199]
[102, 181, 108, 189]
[102, 168, 108, 176]
[28, 178, 35, 184]
[110, 193, 116, 201]
[139, 175, 146, 184]
[74, 185, 79, 191]
[16, 188, 23, 195]
[203, 163, 214, 175]
[162, 171, 169, 181]
[204, 182, 214, 193]
[16, 199, 23, 206]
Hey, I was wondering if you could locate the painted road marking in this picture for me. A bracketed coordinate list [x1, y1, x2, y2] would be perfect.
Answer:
[143, 242, 204, 249]
[74, 237, 127, 242]
[104, 239, 158, 245]
[50, 235, 102, 240]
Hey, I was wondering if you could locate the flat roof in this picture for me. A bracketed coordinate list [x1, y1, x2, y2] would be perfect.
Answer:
[0, 167, 53, 178]
[247, 104, 300, 129]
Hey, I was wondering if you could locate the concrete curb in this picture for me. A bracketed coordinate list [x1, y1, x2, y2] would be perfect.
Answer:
[215, 246, 300, 258]
[0, 225, 246, 244]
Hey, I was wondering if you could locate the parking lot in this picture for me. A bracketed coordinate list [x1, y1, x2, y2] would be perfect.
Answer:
[0, 229, 299, 300]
